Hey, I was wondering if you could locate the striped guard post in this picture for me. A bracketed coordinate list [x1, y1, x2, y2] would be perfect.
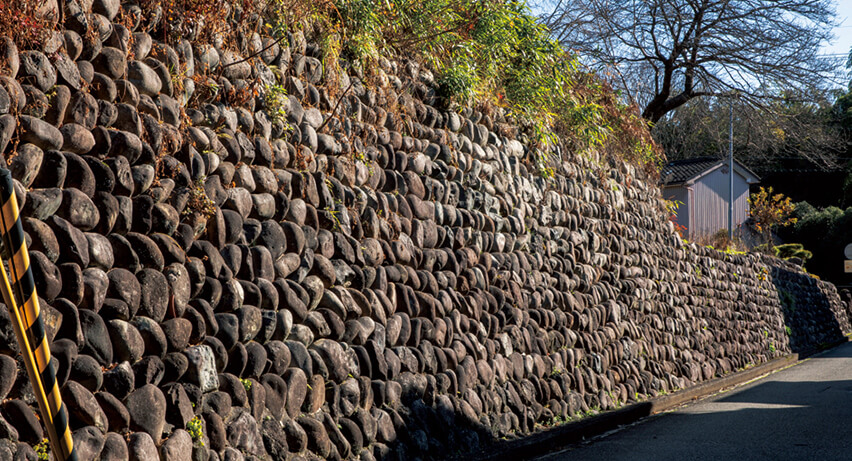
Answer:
[0, 169, 76, 460]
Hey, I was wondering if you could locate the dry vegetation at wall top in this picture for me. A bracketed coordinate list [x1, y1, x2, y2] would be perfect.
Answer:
[31, 0, 660, 176]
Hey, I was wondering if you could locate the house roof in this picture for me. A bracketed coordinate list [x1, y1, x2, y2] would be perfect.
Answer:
[661, 157, 760, 186]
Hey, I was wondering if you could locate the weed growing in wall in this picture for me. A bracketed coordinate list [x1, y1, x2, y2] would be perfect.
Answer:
[187, 415, 205, 446]
[161, 0, 660, 175]
[0, 0, 56, 50]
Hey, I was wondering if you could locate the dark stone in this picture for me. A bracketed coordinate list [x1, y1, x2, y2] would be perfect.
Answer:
[63, 381, 108, 432]
[137, 268, 169, 321]
[203, 410, 227, 453]
[78, 309, 113, 366]
[80, 268, 108, 312]
[244, 341, 267, 379]
[93, 192, 119, 235]
[214, 313, 239, 350]
[8, 143, 43, 187]
[69, 354, 104, 392]
[283, 368, 308, 418]
[132, 356, 165, 387]
[162, 318, 193, 352]
[108, 234, 140, 272]
[226, 408, 264, 456]
[19, 51, 56, 91]
[256, 220, 287, 260]
[30, 251, 61, 302]
[160, 429, 193, 461]
[162, 352, 189, 385]
[63, 152, 96, 197]
[92, 47, 127, 80]
[91, 72, 117, 102]
[52, 298, 84, 347]
[95, 392, 130, 433]
[1, 400, 41, 443]
[65, 91, 99, 130]
[49, 215, 90, 267]
[107, 268, 141, 315]
[103, 362, 135, 401]
[132, 316, 168, 359]
[125, 384, 167, 444]
[0, 355, 16, 401]
[163, 383, 195, 428]
[72, 426, 106, 461]
[127, 432, 158, 461]
[60, 123, 95, 154]
[57, 188, 100, 230]
[297, 415, 332, 458]
[236, 306, 262, 342]
[52, 340, 79, 391]
[108, 131, 143, 165]
[100, 432, 128, 461]
[86, 233, 114, 271]
[24, 217, 60, 262]
[261, 418, 289, 459]
[106, 319, 145, 363]
[23, 187, 62, 221]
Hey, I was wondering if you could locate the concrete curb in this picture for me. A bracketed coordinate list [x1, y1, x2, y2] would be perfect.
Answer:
[472, 353, 801, 461]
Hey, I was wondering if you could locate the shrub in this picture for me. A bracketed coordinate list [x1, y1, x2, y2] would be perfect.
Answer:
[263, 83, 289, 126]
[778, 202, 852, 283]
[748, 187, 797, 244]
[0, 0, 56, 50]
[272, 0, 660, 172]
[774, 243, 813, 262]
[186, 415, 205, 446]
[133, 0, 661, 174]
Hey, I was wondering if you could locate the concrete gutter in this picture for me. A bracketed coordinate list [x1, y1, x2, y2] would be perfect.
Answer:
[473, 353, 800, 461]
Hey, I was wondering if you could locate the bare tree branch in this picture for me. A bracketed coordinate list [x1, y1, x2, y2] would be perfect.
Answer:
[540, 0, 843, 122]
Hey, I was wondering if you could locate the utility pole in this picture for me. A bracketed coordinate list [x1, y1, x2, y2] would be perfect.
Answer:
[728, 95, 734, 240]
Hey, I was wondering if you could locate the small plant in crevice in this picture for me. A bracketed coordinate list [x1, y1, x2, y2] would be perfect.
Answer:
[263, 82, 291, 127]
[182, 177, 216, 220]
[186, 415, 205, 446]
[34, 439, 49, 461]
[240, 378, 253, 392]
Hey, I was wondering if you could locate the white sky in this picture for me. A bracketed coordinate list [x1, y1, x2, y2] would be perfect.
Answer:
[826, 1, 852, 62]
[531, 1, 852, 86]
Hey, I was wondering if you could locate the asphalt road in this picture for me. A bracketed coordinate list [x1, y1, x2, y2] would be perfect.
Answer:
[538, 341, 852, 461]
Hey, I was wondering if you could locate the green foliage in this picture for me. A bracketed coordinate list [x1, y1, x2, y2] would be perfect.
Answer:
[183, 178, 216, 219]
[263, 83, 290, 127]
[777, 202, 852, 283]
[749, 187, 797, 244]
[34, 439, 49, 461]
[186, 416, 205, 446]
[774, 243, 813, 262]
[241, 378, 253, 392]
[264, 0, 659, 171]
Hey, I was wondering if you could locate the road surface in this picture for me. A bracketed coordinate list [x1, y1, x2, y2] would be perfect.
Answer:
[538, 341, 852, 461]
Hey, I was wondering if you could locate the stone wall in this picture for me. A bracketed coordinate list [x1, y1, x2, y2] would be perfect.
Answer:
[0, 1, 847, 459]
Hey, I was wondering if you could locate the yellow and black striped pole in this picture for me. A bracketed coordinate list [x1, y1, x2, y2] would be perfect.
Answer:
[0, 169, 76, 460]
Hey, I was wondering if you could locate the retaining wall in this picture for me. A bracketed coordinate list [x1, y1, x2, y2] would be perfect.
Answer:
[0, 1, 847, 459]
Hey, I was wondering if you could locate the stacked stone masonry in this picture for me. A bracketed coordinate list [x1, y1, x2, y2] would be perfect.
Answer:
[0, 1, 848, 459]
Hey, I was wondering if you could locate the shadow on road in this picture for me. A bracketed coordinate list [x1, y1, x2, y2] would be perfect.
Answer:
[541, 357, 852, 461]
